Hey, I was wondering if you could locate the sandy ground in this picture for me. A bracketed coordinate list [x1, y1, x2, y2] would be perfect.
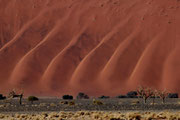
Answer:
[0, 98, 180, 119]
[0, 111, 180, 120]
[0, 0, 180, 96]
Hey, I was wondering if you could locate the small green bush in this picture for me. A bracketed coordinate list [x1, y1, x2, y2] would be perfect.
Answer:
[28, 96, 39, 104]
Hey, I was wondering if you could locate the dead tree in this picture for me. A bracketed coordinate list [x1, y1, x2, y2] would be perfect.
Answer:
[7, 90, 23, 105]
[151, 89, 158, 105]
[137, 86, 154, 104]
[157, 89, 168, 103]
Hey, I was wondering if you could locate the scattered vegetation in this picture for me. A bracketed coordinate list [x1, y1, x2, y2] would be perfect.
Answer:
[136, 86, 154, 104]
[28, 96, 39, 104]
[168, 93, 178, 98]
[93, 99, 103, 105]
[127, 91, 138, 98]
[68, 101, 75, 106]
[62, 95, 73, 100]
[39, 103, 46, 107]
[157, 89, 168, 103]
[76, 92, 89, 99]
[50, 103, 56, 107]
[152, 91, 157, 105]
[136, 86, 172, 104]
[98, 95, 110, 99]
[0, 86, 178, 112]
[60, 101, 68, 105]
[131, 100, 140, 105]
[8, 90, 23, 105]
[60, 100, 75, 106]
[116, 95, 127, 98]
[0, 94, 6, 100]
[116, 91, 138, 98]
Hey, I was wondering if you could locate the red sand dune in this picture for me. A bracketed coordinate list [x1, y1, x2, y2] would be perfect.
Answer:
[0, 0, 180, 96]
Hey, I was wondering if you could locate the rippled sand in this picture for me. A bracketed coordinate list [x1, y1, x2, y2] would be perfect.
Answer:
[0, 111, 180, 120]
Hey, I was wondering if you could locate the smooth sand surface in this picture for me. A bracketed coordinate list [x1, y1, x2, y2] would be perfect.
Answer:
[0, 0, 180, 96]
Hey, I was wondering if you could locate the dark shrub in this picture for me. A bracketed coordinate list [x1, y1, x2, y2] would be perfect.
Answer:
[28, 96, 39, 104]
[83, 94, 89, 99]
[168, 93, 178, 98]
[116, 95, 127, 98]
[93, 99, 103, 105]
[127, 91, 138, 98]
[76, 92, 89, 99]
[60, 101, 68, 104]
[68, 101, 75, 106]
[150, 96, 160, 98]
[99, 95, 110, 99]
[62, 95, 73, 100]
[0, 94, 6, 100]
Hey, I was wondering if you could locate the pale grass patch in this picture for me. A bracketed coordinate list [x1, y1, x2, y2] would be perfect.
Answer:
[50, 103, 56, 107]
[150, 102, 157, 105]
[39, 103, 46, 107]
[0, 111, 180, 119]
[131, 100, 140, 105]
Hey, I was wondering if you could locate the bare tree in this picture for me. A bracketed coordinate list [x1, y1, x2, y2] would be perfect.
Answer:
[157, 89, 168, 103]
[8, 89, 24, 105]
[151, 89, 158, 105]
[136, 86, 154, 104]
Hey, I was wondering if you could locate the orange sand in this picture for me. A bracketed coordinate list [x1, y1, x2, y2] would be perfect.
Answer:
[0, 0, 180, 96]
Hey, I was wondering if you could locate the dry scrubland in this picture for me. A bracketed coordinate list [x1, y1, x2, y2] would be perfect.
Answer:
[0, 98, 180, 119]
[0, 91, 180, 119]
[0, 111, 180, 120]
[1, 98, 180, 112]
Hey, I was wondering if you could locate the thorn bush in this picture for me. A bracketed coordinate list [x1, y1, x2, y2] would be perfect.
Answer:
[28, 96, 39, 104]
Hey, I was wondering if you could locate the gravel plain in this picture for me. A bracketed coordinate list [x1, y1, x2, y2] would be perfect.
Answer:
[0, 98, 180, 119]
[0, 98, 180, 112]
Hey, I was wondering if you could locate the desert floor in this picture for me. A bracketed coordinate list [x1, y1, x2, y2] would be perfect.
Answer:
[0, 111, 180, 120]
[0, 98, 180, 119]
[1, 98, 180, 112]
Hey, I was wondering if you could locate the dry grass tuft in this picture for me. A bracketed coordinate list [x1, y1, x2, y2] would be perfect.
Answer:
[60, 101, 68, 105]
[131, 100, 140, 105]
[93, 99, 103, 105]
[50, 103, 56, 107]
[0, 111, 180, 119]
[68, 101, 75, 106]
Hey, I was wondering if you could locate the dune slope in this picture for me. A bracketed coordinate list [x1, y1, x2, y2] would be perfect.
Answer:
[0, 0, 180, 96]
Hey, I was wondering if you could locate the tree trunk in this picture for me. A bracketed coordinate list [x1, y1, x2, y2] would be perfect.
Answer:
[19, 94, 23, 105]
[144, 98, 147, 104]
[19, 97, 22, 105]
[152, 98, 155, 105]
[162, 98, 165, 103]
